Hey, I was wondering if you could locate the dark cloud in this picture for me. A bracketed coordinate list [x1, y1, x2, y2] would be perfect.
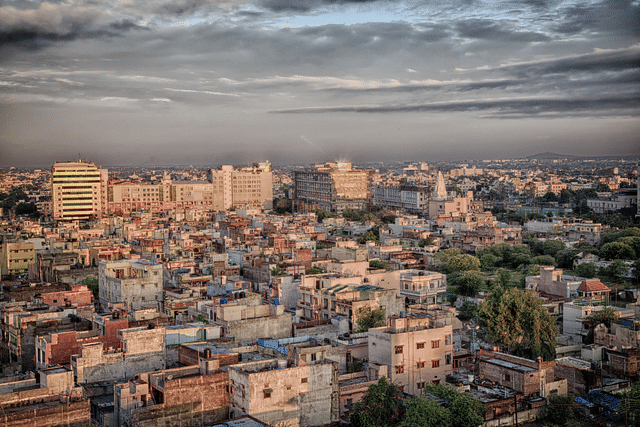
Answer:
[271, 94, 640, 118]
[260, 0, 378, 12]
[456, 19, 551, 42]
[552, 0, 640, 37]
[502, 46, 640, 77]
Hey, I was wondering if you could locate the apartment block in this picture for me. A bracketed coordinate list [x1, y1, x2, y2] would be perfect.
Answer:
[51, 160, 108, 221]
[368, 313, 454, 396]
[99, 260, 163, 310]
[294, 162, 370, 214]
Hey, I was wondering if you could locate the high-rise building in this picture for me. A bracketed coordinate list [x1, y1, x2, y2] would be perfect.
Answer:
[294, 162, 370, 214]
[51, 160, 108, 221]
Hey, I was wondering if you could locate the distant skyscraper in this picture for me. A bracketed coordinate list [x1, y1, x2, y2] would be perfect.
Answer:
[51, 160, 108, 221]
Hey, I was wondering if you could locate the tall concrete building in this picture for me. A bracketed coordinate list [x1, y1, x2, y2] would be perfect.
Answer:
[51, 160, 108, 221]
[294, 162, 370, 214]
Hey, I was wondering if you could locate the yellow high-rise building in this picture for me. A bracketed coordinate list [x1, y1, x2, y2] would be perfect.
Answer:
[51, 160, 108, 221]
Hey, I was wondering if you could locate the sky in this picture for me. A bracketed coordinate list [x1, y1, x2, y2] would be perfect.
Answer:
[0, 0, 639, 167]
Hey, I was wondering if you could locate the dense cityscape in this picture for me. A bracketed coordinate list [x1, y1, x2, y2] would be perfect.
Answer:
[0, 155, 639, 427]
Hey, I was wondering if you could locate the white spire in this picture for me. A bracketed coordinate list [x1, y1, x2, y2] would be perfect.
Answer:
[433, 169, 448, 200]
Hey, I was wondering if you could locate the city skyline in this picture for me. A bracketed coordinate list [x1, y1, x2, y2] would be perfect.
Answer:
[1, 0, 639, 167]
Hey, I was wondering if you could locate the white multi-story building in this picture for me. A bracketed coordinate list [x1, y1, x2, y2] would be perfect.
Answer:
[99, 259, 163, 310]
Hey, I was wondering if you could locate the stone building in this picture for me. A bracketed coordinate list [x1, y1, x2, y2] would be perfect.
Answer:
[71, 325, 166, 385]
[99, 259, 163, 310]
[229, 344, 339, 426]
[114, 355, 229, 427]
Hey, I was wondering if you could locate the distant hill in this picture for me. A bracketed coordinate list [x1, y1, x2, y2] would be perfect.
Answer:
[527, 152, 577, 160]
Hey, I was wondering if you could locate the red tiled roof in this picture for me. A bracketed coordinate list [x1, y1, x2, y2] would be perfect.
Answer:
[577, 279, 610, 293]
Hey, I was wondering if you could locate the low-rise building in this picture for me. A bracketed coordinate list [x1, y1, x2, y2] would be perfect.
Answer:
[99, 259, 163, 310]
[229, 345, 339, 426]
[368, 312, 454, 396]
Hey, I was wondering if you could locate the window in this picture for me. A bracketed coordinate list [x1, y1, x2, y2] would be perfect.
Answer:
[432, 340, 440, 349]
[395, 365, 404, 374]
[417, 361, 425, 369]
[445, 334, 452, 345]
[311, 353, 317, 361]
[432, 379, 441, 385]
[505, 374, 511, 382]
[395, 345, 403, 354]
[432, 360, 440, 368]
[301, 378, 308, 383]
[263, 389, 272, 399]
[445, 354, 452, 365]
[417, 342, 425, 349]
[417, 381, 426, 390]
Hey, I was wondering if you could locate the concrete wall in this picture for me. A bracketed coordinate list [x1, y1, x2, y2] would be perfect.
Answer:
[224, 313, 292, 342]
[229, 360, 339, 427]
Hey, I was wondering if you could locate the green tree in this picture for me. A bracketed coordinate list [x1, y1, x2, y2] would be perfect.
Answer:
[457, 301, 479, 321]
[350, 377, 405, 427]
[400, 396, 450, 427]
[436, 250, 480, 274]
[496, 268, 513, 287]
[451, 270, 483, 297]
[420, 384, 484, 427]
[531, 255, 556, 266]
[81, 276, 99, 300]
[574, 262, 597, 278]
[313, 208, 334, 223]
[555, 249, 579, 269]
[479, 253, 500, 272]
[602, 259, 628, 279]
[347, 359, 364, 373]
[541, 240, 566, 257]
[544, 394, 584, 427]
[195, 314, 209, 324]
[356, 306, 386, 332]
[599, 242, 636, 260]
[478, 286, 558, 361]
[418, 237, 435, 247]
[358, 229, 379, 244]
[587, 306, 617, 329]
[618, 381, 640, 427]
[306, 266, 325, 275]
[369, 260, 389, 270]
[270, 266, 286, 277]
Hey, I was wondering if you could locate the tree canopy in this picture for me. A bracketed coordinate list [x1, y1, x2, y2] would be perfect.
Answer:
[436, 249, 481, 274]
[355, 306, 386, 332]
[478, 286, 558, 361]
[350, 377, 405, 427]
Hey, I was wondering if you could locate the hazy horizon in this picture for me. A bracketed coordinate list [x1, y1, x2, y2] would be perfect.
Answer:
[1, 0, 639, 167]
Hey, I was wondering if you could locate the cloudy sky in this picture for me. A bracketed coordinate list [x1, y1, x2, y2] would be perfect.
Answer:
[0, 0, 638, 167]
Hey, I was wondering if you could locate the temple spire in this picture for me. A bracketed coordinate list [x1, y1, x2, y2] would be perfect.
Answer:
[433, 168, 447, 201]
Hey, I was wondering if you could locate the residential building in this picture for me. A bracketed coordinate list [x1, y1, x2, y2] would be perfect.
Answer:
[98, 259, 163, 310]
[114, 356, 229, 427]
[294, 162, 370, 214]
[228, 344, 339, 426]
[1, 240, 35, 277]
[368, 313, 454, 396]
[476, 349, 566, 397]
[587, 189, 637, 214]
[51, 160, 108, 221]
[398, 270, 447, 304]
